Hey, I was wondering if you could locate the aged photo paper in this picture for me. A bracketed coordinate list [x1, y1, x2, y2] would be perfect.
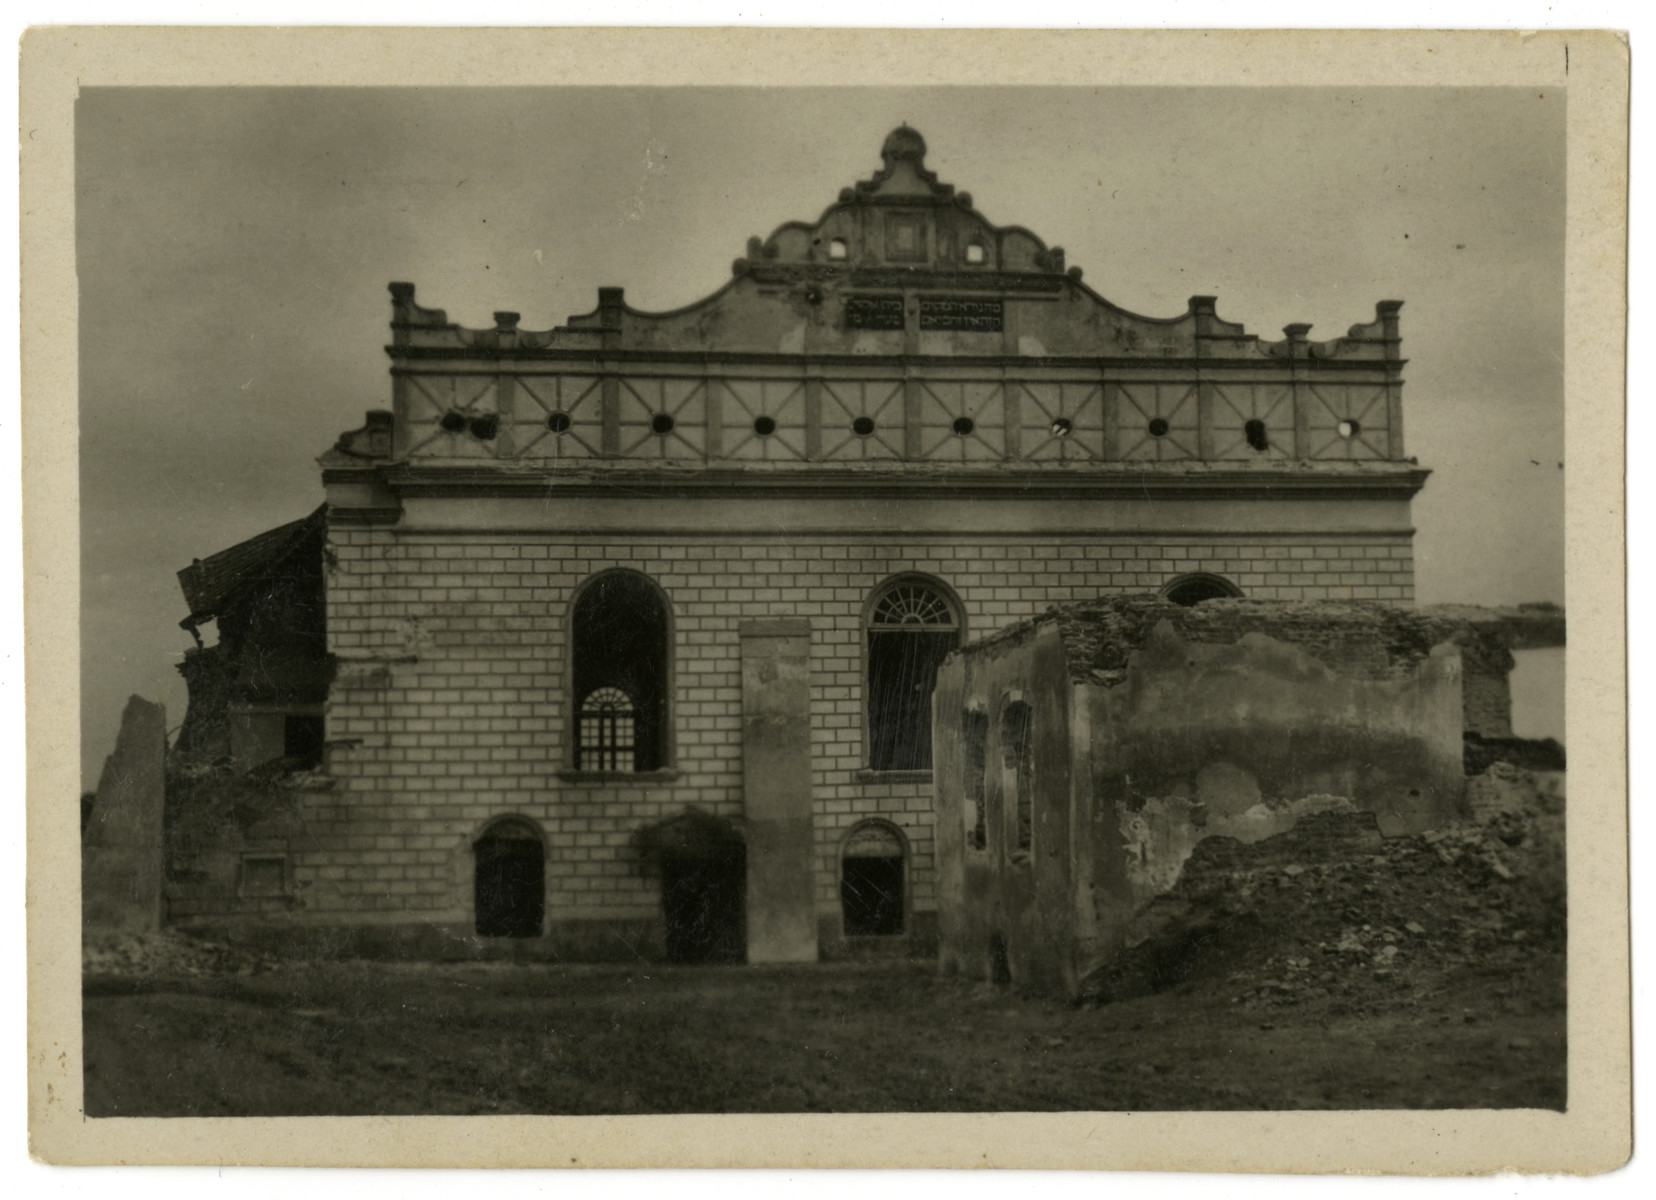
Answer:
[22, 26, 1629, 1171]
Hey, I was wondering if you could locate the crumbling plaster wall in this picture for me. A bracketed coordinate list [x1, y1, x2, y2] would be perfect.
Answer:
[932, 621, 1078, 995]
[1077, 618, 1466, 983]
[1053, 598, 1508, 740]
[935, 599, 1475, 999]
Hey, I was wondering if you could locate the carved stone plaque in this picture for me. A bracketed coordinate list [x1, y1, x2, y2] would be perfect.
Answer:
[919, 297, 1003, 332]
[844, 295, 905, 330]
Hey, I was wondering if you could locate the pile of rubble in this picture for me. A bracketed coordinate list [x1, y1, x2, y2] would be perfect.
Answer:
[83, 929, 282, 979]
[1084, 773, 1565, 1007]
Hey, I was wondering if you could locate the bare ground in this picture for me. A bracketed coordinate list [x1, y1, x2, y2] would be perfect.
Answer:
[83, 948, 1563, 1116]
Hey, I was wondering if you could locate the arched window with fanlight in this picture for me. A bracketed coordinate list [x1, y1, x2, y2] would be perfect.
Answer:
[570, 570, 671, 772]
[865, 576, 962, 772]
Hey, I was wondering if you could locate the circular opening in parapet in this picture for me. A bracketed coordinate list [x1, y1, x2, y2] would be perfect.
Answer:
[1050, 417, 1073, 439]
[952, 416, 975, 437]
[753, 416, 777, 437]
[1244, 418, 1269, 451]
[1338, 418, 1361, 439]
[651, 413, 676, 435]
[547, 411, 572, 434]
[469, 414, 500, 440]
[852, 416, 875, 437]
[440, 411, 468, 433]
[1148, 417, 1170, 438]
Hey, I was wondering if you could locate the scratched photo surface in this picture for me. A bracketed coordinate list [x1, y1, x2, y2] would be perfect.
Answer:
[78, 86, 1567, 1117]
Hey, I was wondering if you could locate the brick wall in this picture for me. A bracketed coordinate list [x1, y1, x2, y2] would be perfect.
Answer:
[305, 526, 1414, 932]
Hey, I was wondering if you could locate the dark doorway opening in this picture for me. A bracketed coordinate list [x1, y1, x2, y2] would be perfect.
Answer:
[841, 855, 904, 936]
[475, 821, 545, 938]
[988, 931, 1013, 985]
[841, 820, 907, 937]
[283, 713, 325, 768]
[661, 849, 746, 963]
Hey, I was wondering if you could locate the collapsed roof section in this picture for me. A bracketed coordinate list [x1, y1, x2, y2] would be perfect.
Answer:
[176, 505, 328, 640]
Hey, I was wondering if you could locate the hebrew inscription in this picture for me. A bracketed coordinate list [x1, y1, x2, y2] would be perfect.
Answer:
[844, 295, 906, 330]
[919, 297, 1003, 332]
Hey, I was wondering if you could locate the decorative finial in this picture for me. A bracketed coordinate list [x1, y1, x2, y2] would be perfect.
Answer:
[881, 125, 927, 163]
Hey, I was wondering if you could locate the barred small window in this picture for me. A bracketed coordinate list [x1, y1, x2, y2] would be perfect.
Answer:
[578, 687, 636, 772]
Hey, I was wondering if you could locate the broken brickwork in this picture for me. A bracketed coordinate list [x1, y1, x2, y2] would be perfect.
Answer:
[82, 696, 168, 933]
[164, 507, 336, 925]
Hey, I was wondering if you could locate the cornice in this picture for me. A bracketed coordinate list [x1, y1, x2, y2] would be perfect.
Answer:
[360, 462, 1431, 504]
[383, 346, 1407, 374]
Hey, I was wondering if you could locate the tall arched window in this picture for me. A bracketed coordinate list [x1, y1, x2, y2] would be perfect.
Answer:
[571, 570, 671, 771]
[866, 576, 962, 771]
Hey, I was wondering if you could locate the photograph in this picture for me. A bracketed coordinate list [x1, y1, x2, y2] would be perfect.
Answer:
[23, 26, 1629, 1172]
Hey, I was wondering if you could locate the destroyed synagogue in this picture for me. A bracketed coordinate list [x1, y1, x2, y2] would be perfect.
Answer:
[95, 127, 1562, 997]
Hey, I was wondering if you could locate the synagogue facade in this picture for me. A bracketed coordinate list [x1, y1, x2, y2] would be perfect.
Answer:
[168, 127, 1428, 962]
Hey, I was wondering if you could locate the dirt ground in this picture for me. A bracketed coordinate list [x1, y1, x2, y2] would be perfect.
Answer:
[83, 948, 1563, 1116]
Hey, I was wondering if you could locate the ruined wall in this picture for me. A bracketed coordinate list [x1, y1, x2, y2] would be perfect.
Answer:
[933, 601, 1472, 999]
[174, 645, 236, 761]
[1079, 618, 1467, 986]
[1096, 616, 1467, 825]
[83, 696, 168, 933]
[174, 517, 334, 771]
[1052, 597, 1506, 734]
[932, 621, 1076, 994]
[162, 761, 320, 921]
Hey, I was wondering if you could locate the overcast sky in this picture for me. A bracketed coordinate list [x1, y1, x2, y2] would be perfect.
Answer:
[76, 86, 1565, 786]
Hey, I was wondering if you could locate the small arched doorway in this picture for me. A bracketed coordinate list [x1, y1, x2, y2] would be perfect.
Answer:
[474, 818, 545, 938]
[661, 848, 746, 964]
[631, 808, 747, 964]
[841, 821, 906, 937]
